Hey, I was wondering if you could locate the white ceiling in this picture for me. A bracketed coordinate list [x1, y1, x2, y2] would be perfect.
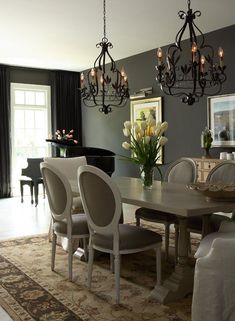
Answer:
[0, 0, 234, 72]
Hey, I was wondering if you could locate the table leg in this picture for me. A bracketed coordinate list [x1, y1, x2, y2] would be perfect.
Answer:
[202, 214, 212, 238]
[150, 217, 194, 304]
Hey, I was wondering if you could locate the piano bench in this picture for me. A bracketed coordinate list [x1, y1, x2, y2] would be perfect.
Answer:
[20, 177, 45, 206]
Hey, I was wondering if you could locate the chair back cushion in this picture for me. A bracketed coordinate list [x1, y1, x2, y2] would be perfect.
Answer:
[41, 162, 73, 222]
[166, 158, 197, 184]
[78, 165, 122, 235]
[207, 161, 235, 183]
[44, 156, 87, 181]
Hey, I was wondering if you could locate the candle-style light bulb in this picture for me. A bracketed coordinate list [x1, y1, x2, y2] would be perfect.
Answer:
[192, 42, 198, 53]
[80, 72, 85, 85]
[218, 47, 224, 67]
[91, 68, 95, 77]
[100, 75, 104, 84]
[200, 55, 206, 72]
[121, 67, 126, 77]
[157, 48, 163, 64]
[192, 42, 198, 62]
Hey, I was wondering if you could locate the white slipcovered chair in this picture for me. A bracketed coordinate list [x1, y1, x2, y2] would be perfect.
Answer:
[77, 165, 162, 304]
[192, 221, 235, 321]
[40, 162, 89, 281]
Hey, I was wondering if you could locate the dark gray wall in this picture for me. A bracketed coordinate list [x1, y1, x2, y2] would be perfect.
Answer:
[81, 24, 235, 178]
[9, 66, 51, 85]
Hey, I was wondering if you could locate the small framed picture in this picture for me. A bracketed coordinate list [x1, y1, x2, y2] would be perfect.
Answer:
[208, 93, 235, 147]
[130, 97, 163, 163]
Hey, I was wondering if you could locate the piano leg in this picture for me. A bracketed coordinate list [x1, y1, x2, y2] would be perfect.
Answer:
[20, 181, 24, 203]
[20, 179, 34, 204]
[30, 182, 34, 204]
[34, 180, 39, 207]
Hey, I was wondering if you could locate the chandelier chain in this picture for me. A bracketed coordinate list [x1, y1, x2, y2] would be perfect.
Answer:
[103, 0, 106, 39]
[187, 0, 191, 9]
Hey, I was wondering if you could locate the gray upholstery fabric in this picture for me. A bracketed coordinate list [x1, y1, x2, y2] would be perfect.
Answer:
[209, 163, 235, 182]
[80, 172, 116, 227]
[167, 161, 195, 183]
[43, 168, 67, 215]
[53, 213, 89, 235]
[94, 224, 162, 251]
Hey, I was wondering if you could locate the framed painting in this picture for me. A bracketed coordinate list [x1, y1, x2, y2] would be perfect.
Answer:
[130, 97, 163, 163]
[208, 93, 235, 147]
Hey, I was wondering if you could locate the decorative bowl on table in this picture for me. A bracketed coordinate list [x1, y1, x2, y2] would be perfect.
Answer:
[187, 182, 235, 201]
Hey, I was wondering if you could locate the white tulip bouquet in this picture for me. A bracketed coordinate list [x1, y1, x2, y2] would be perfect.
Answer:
[122, 116, 168, 183]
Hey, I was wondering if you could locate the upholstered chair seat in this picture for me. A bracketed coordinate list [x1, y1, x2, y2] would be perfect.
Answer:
[93, 224, 162, 251]
[53, 213, 88, 235]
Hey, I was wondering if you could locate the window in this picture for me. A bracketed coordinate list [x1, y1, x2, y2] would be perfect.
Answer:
[11, 83, 51, 194]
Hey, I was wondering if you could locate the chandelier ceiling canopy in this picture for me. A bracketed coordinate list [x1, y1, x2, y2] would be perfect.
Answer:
[156, 0, 226, 105]
[80, 0, 129, 115]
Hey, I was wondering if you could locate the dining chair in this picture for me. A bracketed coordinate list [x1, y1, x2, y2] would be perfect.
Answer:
[77, 165, 162, 304]
[186, 161, 235, 240]
[40, 162, 89, 281]
[192, 221, 235, 321]
[135, 157, 197, 261]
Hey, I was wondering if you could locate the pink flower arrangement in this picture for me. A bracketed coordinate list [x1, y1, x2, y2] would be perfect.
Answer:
[55, 129, 78, 144]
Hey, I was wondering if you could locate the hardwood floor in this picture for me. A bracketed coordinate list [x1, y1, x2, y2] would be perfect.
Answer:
[0, 195, 51, 241]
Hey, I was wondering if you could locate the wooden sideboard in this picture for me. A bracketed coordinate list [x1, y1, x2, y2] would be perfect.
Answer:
[192, 158, 224, 182]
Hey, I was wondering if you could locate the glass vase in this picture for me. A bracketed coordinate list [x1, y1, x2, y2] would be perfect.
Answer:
[140, 166, 154, 190]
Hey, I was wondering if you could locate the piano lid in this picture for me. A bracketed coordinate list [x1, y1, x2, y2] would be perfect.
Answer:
[46, 139, 115, 156]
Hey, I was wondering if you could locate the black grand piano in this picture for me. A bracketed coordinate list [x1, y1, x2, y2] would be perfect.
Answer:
[46, 140, 115, 176]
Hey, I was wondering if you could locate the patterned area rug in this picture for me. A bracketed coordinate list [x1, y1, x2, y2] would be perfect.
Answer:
[0, 225, 200, 321]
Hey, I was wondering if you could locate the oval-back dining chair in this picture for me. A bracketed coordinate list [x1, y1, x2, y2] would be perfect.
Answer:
[77, 164, 162, 304]
[187, 160, 235, 238]
[40, 162, 89, 281]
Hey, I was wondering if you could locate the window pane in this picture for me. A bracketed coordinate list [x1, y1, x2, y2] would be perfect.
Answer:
[25, 91, 35, 105]
[35, 110, 45, 128]
[15, 90, 24, 104]
[36, 92, 45, 105]
[14, 110, 25, 128]
[25, 110, 35, 128]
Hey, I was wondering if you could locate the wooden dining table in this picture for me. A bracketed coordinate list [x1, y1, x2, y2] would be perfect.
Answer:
[113, 176, 235, 304]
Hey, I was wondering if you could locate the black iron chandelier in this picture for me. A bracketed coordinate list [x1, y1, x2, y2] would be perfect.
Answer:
[156, 0, 226, 105]
[80, 0, 129, 114]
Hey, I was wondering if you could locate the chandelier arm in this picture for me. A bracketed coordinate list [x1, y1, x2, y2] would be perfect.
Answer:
[175, 20, 188, 50]
[191, 21, 205, 48]
[105, 45, 117, 71]
[87, 69, 99, 97]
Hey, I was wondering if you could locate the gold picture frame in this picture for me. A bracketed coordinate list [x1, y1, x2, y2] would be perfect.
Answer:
[130, 97, 163, 164]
